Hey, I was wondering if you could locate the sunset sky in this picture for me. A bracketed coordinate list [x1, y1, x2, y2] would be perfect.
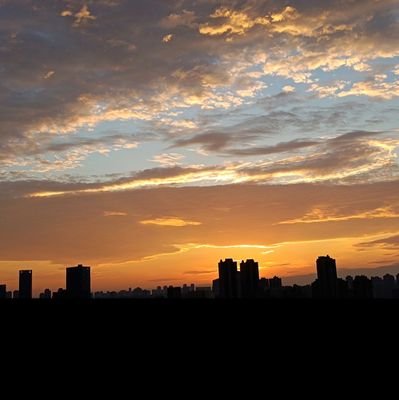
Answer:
[1, 0, 399, 295]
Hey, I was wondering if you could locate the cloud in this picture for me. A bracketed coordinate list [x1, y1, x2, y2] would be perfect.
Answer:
[60, 10, 73, 17]
[227, 139, 319, 157]
[0, 134, 139, 173]
[0, 0, 398, 188]
[150, 153, 185, 167]
[279, 205, 399, 225]
[139, 217, 202, 227]
[338, 78, 399, 99]
[282, 85, 295, 93]
[23, 129, 398, 197]
[1, 179, 399, 275]
[309, 81, 348, 98]
[104, 211, 128, 217]
[61, 5, 97, 27]
[357, 234, 399, 250]
[173, 132, 248, 152]
[184, 270, 215, 275]
[199, 7, 270, 36]
[161, 10, 197, 28]
[162, 34, 174, 43]
[44, 70, 55, 80]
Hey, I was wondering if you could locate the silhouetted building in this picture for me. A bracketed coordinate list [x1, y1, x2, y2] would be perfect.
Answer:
[39, 289, 52, 300]
[152, 286, 166, 298]
[182, 284, 195, 297]
[240, 259, 259, 298]
[353, 276, 373, 299]
[346, 276, 354, 290]
[371, 277, 384, 298]
[383, 274, 395, 298]
[316, 255, 337, 298]
[259, 278, 269, 291]
[13, 290, 19, 299]
[167, 286, 182, 299]
[194, 286, 213, 299]
[212, 279, 220, 298]
[218, 259, 239, 299]
[0, 284, 6, 299]
[66, 264, 91, 299]
[19, 270, 32, 299]
[52, 288, 67, 300]
[269, 276, 283, 289]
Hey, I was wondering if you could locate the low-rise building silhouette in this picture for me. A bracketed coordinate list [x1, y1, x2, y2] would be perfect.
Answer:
[39, 289, 52, 299]
[269, 276, 282, 289]
[167, 286, 182, 299]
[353, 276, 373, 299]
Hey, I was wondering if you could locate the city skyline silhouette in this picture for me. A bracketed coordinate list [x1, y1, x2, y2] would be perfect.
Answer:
[1, 255, 399, 300]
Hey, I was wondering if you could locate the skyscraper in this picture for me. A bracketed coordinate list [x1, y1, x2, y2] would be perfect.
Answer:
[0, 284, 6, 300]
[218, 259, 238, 299]
[66, 264, 91, 299]
[316, 255, 337, 298]
[240, 259, 260, 298]
[19, 270, 32, 299]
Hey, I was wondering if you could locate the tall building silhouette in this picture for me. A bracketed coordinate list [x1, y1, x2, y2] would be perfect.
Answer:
[19, 270, 32, 299]
[240, 259, 259, 298]
[0, 284, 6, 299]
[218, 259, 238, 299]
[315, 255, 337, 298]
[66, 264, 91, 299]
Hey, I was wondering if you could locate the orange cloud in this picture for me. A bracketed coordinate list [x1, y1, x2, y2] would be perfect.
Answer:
[162, 34, 174, 43]
[104, 211, 128, 217]
[140, 217, 201, 227]
[338, 79, 399, 99]
[279, 205, 399, 225]
[61, 5, 96, 27]
[199, 7, 270, 36]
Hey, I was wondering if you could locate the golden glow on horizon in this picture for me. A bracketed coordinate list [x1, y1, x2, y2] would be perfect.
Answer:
[92, 231, 399, 289]
[2, 230, 398, 295]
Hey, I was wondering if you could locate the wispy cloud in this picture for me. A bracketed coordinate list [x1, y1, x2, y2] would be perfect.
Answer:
[140, 217, 202, 227]
[279, 205, 399, 225]
[104, 211, 128, 217]
[184, 270, 214, 275]
[150, 153, 185, 167]
[27, 130, 399, 197]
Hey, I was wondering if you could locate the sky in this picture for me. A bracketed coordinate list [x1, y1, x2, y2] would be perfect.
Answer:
[0, 0, 399, 294]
